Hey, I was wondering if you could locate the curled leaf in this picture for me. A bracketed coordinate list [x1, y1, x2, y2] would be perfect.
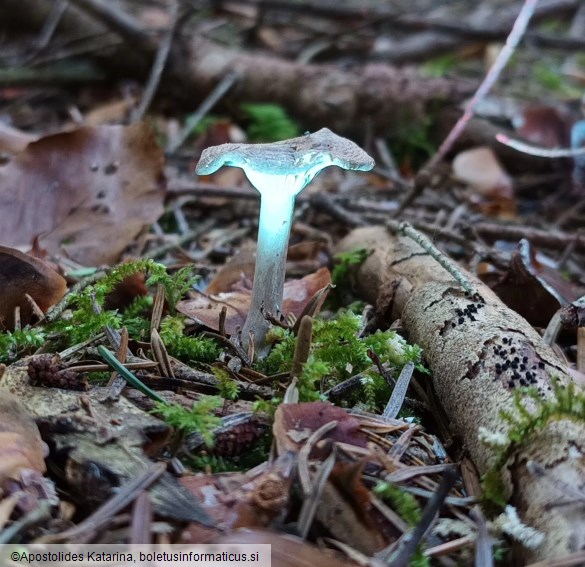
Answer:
[0, 245, 67, 330]
[0, 390, 46, 481]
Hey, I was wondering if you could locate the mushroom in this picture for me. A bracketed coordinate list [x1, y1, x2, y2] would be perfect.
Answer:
[196, 128, 374, 353]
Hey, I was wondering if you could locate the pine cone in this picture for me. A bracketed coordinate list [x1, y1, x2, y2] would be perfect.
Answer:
[27, 355, 88, 391]
[212, 418, 267, 458]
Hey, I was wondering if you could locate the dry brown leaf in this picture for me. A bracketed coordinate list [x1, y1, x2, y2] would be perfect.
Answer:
[482, 239, 578, 327]
[139, 6, 173, 30]
[273, 401, 368, 456]
[0, 390, 46, 481]
[180, 452, 295, 543]
[315, 461, 389, 554]
[205, 244, 256, 295]
[453, 146, 513, 197]
[84, 99, 134, 126]
[327, 460, 396, 546]
[179, 473, 248, 543]
[103, 271, 148, 311]
[282, 266, 331, 317]
[452, 146, 516, 218]
[208, 167, 248, 191]
[177, 267, 331, 334]
[177, 289, 251, 336]
[192, 121, 248, 201]
[516, 105, 572, 149]
[287, 241, 328, 263]
[0, 122, 165, 266]
[286, 241, 330, 277]
[0, 245, 67, 330]
[195, 121, 246, 153]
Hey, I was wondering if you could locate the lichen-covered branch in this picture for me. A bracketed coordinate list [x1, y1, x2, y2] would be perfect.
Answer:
[336, 226, 585, 562]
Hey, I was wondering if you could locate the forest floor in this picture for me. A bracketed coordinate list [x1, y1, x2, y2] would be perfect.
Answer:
[1, 1, 585, 566]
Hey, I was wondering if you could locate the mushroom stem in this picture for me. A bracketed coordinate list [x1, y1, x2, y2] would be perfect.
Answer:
[241, 189, 296, 352]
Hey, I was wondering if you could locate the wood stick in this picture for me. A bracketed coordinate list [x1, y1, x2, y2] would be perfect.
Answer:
[0, 0, 471, 135]
[337, 226, 585, 562]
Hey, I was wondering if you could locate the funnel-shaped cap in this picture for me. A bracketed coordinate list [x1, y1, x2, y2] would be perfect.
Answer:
[196, 128, 375, 197]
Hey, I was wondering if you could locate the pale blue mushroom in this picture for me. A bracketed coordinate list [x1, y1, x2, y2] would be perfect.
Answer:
[196, 128, 374, 354]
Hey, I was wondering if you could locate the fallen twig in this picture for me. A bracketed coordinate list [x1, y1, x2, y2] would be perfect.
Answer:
[496, 133, 585, 158]
[428, 0, 540, 169]
[167, 71, 240, 153]
[132, 1, 180, 122]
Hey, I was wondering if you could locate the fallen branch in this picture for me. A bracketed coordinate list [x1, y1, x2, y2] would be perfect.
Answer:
[473, 221, 585, 251]
[370, 0, 580, 62]
[0, 0, 472, 135]
[336, 226, 585, 562]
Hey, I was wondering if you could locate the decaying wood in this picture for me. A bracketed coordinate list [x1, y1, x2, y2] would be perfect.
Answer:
[0, 357, 213, 528]
[336, 226, 585, 562]
[0, 0, 472, 135]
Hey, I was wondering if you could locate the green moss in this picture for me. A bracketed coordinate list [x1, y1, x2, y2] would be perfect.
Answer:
[258, 311, 425, 407]
[391, 115, 436, 163]
[328, 248, 371, 308]
[575, 53, 585, 68]
[532, 62, 563, 90]
[120, 296, 153, 340]
[298, 358, 330, 402]
[531, 61, 582, 97]
[47, 259, 166, 347]
[58, 303, 123, 345]
[481, 380, 585, 511]
[153, 395, 223, 447]
[241, 103, 300, 142]
[482, 468, 508, 510]
[187, 453, 232, 473]
[375, 481, 421, 525]
[0, 328, 46, 363]
[1, 260, 217, 370]
[359, 368, 383, 409]
[261, 327, 296, 375]
[159, 316, 220, 365]
[211, 366, 240, 400]
[147, 265, 200, 314]
[374, 482, 429, 567]
[536, 18, 568, 34]
[42, 260, 217, 364]
[331, 249, 371, 285]
[86, 371, 111, 384]
[421, 54, 458, 78]
[253, 397, 282, 416]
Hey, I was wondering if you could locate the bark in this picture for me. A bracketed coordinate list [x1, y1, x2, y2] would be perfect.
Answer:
[336, 226, 585, 562]
[0, 0, 472, 136]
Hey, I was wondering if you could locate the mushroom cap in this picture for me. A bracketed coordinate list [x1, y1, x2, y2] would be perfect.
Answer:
[195, 128, 375, 177]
